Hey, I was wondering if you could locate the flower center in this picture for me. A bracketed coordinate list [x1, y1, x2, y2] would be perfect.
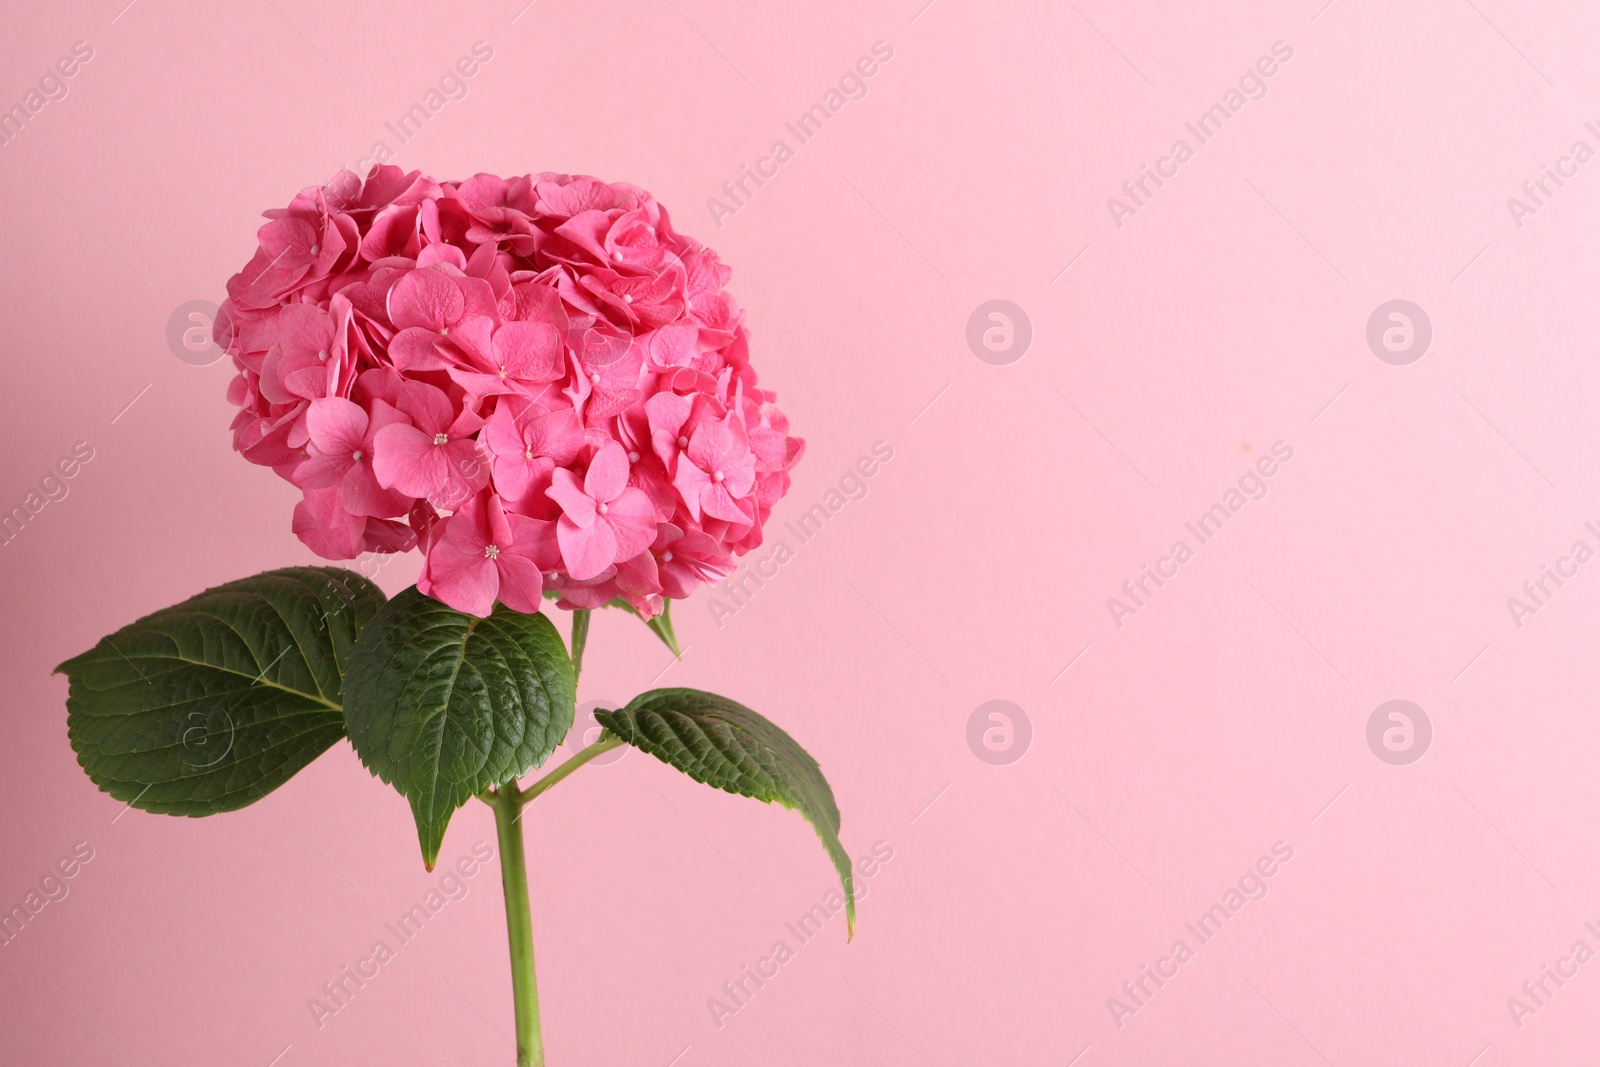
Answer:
[310, 244, 320, 255]
[351, 450, 363, 461]
[439, 326, 450, 337]
[433, 433, 450, 445]
[498, 366, 508, 378]
[676, 435, 688, 448]
[623, 293, 634, 304]
[627, 451, 639, 463]
[484, 544, 500, 560]
[317, 349, 329, 361]
[523, 447, 535, 460]
[613, 250, 624, 260]
[712, 470, 724, 483]
[597, 502, 609, 515]
[661, 551, 674, 562]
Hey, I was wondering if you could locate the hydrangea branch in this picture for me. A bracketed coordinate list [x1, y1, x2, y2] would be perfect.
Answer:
[55, 167, 849, 1067]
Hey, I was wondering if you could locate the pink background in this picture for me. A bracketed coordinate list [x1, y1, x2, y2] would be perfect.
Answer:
[4, 0, 1600, 1063]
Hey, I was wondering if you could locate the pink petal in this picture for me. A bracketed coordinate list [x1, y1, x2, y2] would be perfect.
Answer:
[258, 217, 318, 266]
[493, 321, 563, 382]
[228, 247, 307, 310]
[557, 514, 618, 581]
[421, 541, 499, 617]
[494, 516, 557, 614]
[306, 397, 367, 456]
[417, 500, 500, 615]
[388, 268, 464, 331]
[447, 406, 486, 439]
[645, 324, 699, 369]
[531, 408, 583, 464]
[507, 513, 560, 567]
[372, 423, 451, 498]
[672, 459, 711, 522]
[416, 242, 468, 271]
[722, 459, 756, 499]
[701, 482, 752, 524]
[485, 494, 515, 547]
[546, 468, 597, 528]
[292, 487, 364, 559]
[277, 303, 335, 357]
[433, 441, 491, 510]
[482, 400, 526, 456]
[354, 367, 404, 408]
[292, 448, 346, 491]
[628, 457, 676, 520]
[584, 441, 630, 503]
[491, 452, 545, 502]
[359, 517, 417, 555]
[686, 416, 746, 476]
[645, 391, 691, 438]
[389, 327, 452, 372]
[613, 550, 662, 601]
[457, 280, 500, 320]
[552, 210, 613, 263]
[395, 380, 455, 435]
[603, 486, 658, 561]
[502, 282, 568, 329]
[360, 204, 421, 261]
[362, 397, 410, 445]
[341, 460, 412, 518]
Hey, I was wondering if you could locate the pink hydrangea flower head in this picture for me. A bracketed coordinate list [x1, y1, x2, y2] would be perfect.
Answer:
[219, 167, 802, 617]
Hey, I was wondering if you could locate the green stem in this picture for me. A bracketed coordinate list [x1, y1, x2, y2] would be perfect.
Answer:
[569, 609, 591, 687]
[491, 781, 544, 1067]
[483, 607, 605, 1065]
[519, 734, 623, 808]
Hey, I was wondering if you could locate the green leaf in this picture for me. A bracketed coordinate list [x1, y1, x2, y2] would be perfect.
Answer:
[56, 567, 385, 817]
[597, 688, 854, 939]
[342, 588, 575, 868]
[605, 597, 681, 657]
